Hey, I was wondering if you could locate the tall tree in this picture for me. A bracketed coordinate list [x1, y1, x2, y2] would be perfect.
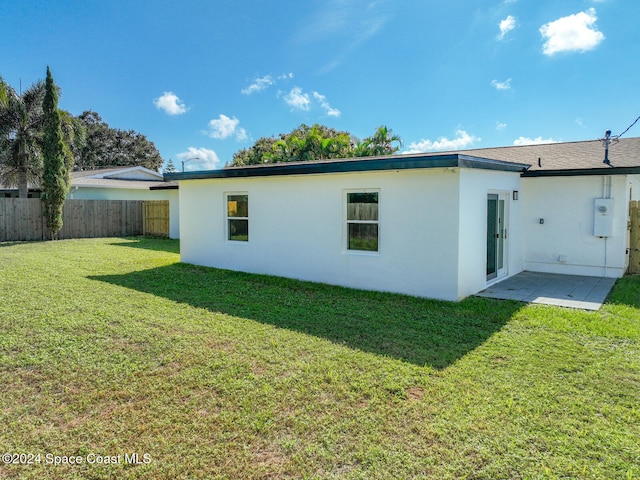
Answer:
[229, 124, 358, 166]
[41, 67, 71, 237]
[0, 76, 46, 197]
[229, 124, 402, 167]
[163, 158, 177, 173]
[230, 136, 278, 167]
[75, 111, 163, 171]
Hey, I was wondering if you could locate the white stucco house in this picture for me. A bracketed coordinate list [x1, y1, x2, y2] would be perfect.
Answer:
[165, 137, 640, 301]
[70, 166, 180, 238]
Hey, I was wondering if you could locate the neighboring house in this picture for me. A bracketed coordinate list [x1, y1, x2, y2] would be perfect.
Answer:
[165, 137, 640, 301]
[70, 166, 179, 239]
[1, 185, 41, 198]
[1, 166, 179, 238]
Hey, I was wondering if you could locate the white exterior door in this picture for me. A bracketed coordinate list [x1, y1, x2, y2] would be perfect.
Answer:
[487, 193, 508, 281]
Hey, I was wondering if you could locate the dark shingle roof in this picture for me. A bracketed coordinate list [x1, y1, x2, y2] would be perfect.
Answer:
[440, 137, 640, 172]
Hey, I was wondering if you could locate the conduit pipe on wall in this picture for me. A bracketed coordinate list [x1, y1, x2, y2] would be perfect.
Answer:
[601, 175, 613, 276]
[604, 237, 608, 277]
[602, 175, 612, 199]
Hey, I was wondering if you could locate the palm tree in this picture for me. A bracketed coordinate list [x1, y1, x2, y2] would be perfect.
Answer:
[321, 133, 351, 159]
[367, 125, 402, 156]
[0, 77, 46, 198]
[353, 138, 373, 157]
[59, 110, 86, 172]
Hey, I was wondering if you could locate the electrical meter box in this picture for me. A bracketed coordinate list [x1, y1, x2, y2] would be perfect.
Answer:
[593, 198, 614, 237]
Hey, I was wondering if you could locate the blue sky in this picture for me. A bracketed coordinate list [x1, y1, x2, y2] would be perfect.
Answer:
[1, 0, 639, 171]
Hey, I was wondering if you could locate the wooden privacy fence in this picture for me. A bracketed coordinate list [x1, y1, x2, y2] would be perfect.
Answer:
[630, 201, 640, 275]
[143, 200, 170, 237]
[0, 198, 153, 241]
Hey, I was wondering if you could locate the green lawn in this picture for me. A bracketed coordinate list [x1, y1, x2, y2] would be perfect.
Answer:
[0, 237, 638, 479]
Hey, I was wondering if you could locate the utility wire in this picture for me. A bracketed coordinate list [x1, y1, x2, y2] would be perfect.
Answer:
[616, 114, 640, 138]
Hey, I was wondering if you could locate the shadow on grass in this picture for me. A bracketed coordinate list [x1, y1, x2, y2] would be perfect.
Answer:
[90, 263, 522, 368]
[109, 237, 180, 254]
[0, 241, 33, 248]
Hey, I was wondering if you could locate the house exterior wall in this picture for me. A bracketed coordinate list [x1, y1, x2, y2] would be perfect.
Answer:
[521, 175, 628, 277]
[68, 187, 180, 238]
[457, 169, 524, 298]
[69, 186, 169, 201]
[167, 189, 180, 239]
[179, 169, 465, 300]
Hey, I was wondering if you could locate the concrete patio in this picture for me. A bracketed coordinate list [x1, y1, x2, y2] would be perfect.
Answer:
[476, 271, 617, 310]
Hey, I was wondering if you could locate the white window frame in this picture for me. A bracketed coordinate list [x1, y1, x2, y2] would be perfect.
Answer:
[225, 192, 249, 242]
[344, 189, 380, 254]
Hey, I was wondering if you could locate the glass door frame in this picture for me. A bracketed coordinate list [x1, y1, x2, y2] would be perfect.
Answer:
[487, 192, 508, 282]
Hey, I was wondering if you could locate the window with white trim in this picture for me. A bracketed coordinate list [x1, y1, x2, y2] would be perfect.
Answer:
[346, 191, 379, 252]
[226, 193, 248, 241]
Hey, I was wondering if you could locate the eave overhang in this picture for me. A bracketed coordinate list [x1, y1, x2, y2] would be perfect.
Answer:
[522, 166, 640, 177]
[164, 154, 530, 181]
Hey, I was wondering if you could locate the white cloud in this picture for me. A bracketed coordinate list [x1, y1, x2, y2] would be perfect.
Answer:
[153, 92, 187, 115]
[241, 75, 274, 95]
[491, 78, 512, 90]
[497, 15, 517, 40]
[284, 87, 311, 111]
[512, 136, 559, 146]
[207, 114, 247, 141]
[540, 8, 604, 55]
[404, 129, 480, 153]
[176, 147, 220, 171]
[282, 87, 341, 116]
[312, 92, 341, 117]
[241, 73, 294, 95]
[496, 121, 507, 130]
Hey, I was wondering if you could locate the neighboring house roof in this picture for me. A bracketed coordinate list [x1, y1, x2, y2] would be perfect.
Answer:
[73, 166, 163, 180]
[72, 167, 128, 179]
[1, 166, 173, 192]
[165, 153, 530, 181]
[71, 166, 173, 190]
[71, 177, 168, 190]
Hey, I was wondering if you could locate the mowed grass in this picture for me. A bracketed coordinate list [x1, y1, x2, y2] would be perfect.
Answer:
[0, 237, 638, 479]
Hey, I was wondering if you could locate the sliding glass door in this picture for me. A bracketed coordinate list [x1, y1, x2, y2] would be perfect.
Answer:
[487, 193, 507, 281]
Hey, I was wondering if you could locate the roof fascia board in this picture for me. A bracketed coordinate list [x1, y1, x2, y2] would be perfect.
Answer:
[522, 166, 640, 177]
[73, 184, 152, 190]
[165, 154, 528, 181]
[457, 154, 530, 172]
